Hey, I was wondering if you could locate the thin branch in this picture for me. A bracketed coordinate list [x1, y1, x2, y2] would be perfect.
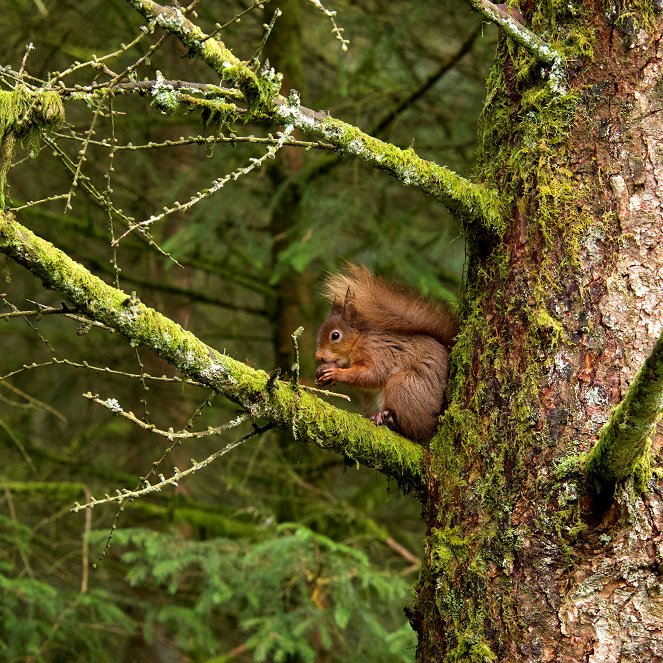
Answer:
[584, 331, 663, 493]
[466, 0, 565, 92]
[124, 0, 503, 232]
[53, 128, 331, 152]
[306, 0, 349, 51]
[84, 392, 250, 441]
[0, 356, 201, 386]
[90, 403, 250, 565]
[58, 78, 245, 100]
[0, 303, 114, 331]
[71, 423, 270, 512]
[113, 125, 294, 243]
[0, 210, 426, 492]
[42, 136, 184, 267]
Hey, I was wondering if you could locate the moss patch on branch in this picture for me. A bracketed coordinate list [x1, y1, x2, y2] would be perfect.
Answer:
[0, 210, 425, 491]
[126, 0, 281, 118]
[585, 332, 663, 493]
[0, 88, 64, 207]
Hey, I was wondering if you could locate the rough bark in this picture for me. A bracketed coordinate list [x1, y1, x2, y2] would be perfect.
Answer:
[413, 6, 663, 661]
[0, 2, 661, 660]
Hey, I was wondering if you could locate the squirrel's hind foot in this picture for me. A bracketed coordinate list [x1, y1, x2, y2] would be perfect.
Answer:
[369, 409, 397, 430]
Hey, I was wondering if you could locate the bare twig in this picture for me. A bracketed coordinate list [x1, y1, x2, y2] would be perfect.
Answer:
[0, 356, 202, 387]
[71, 422, 270, 512]
[113, 124, 294, 244]
[83, 392, 249, 442]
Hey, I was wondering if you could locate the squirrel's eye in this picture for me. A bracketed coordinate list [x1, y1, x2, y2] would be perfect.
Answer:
[330, 330, 341, 341]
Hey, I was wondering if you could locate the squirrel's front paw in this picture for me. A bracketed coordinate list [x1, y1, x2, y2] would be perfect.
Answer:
[369, 409, 396, 429]
[315, 362, 339, 386]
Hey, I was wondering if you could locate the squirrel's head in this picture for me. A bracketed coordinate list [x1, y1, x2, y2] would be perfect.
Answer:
[315, 294, 362, 366]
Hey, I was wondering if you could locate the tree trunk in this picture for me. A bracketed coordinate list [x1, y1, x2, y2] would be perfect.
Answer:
[413, 7, 663, 661]
[2, 2, 662, 660]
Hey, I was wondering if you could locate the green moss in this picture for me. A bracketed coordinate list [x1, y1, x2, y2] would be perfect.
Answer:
[584, 332, 662, 493]
[197, 100, 241, 132]
[530, 1, 595, 59]
[429, 526, 470, 571]
[0, 88, 65, 207]
[0, 88, 64, 142]
[222, 64, 282, 119]
[0, 211, 428, 491]
[152, 88, 180, 114]
[421, 526, 498, 662]
[313, 116, 504, 233]
[602, 0, 658, 43]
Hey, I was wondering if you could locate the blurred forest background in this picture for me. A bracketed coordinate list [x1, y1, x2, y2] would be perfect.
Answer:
[0, 1, 495, 660]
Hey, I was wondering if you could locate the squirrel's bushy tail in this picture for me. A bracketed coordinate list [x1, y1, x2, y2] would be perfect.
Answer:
[323, 263, 458, 348]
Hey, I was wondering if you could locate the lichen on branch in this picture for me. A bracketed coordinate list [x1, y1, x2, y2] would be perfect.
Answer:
[0, 210, 426, 491]
[125, 0, 281, 117]
[124, 0, 503, 232]
[466, 0, 565, 92]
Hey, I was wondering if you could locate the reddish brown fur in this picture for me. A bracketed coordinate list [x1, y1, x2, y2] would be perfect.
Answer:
[315, 264, 457, 441]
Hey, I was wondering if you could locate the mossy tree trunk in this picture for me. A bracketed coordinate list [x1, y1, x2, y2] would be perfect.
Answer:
[412, 5, 663, 661]
[0, 1, 661, 660]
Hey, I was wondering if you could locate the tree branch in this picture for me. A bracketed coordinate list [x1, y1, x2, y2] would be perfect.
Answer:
[0, 480, 264, 538]
[584, 331, 663, 493]
[465, 0, 565, 92]
[0, 210, 426, 492]
[124, 0, 503, 232]
[272, 93, 503, 231]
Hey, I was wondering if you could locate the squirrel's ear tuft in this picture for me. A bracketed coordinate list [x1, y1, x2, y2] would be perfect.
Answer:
[341, 289, 359, 324]
[341, 287, 356, 321]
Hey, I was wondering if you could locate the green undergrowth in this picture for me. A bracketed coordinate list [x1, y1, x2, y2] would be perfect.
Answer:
[109, 524, 416, 662]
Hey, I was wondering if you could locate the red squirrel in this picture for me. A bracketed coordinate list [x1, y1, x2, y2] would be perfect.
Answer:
[315, 264, 458, 441]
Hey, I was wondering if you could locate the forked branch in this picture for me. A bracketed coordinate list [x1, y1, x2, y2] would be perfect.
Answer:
[123, 0, 503, 232]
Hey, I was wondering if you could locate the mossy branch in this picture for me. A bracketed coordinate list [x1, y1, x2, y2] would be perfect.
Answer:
[272, 95, 504, 232]
[466, 0, 565, 92]
[0, 210, 425, 492]
[584, 331, 663, 493]
[124, 0, 503, 232]
[0, 88, 64, 207]
[125, 0, 278, 116]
